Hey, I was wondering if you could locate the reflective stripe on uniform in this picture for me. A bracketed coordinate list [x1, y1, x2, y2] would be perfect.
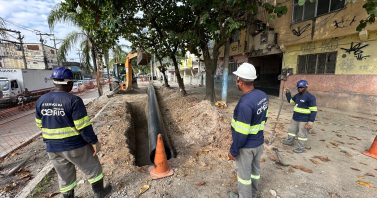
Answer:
[298, 137, 308, 141]
[60, 181, 77, 193]
[237, 175, 252, 185]
[88, 173, 104, 184]
[293, 106, 311, 114]
[266, 110, 269, 118]
[35, 118, 42, 128]
[288, 133, 296, 137]
[290, 99, 295, 105]
[73, 116, 92, 130]
[231, 119, 265, 135]
[251, 174, 260, 180]
[41, 127, 80, 139]
[309, 106, 318, 111]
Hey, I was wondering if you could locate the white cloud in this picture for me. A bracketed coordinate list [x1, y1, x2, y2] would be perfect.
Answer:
[0, 0, 80, 60]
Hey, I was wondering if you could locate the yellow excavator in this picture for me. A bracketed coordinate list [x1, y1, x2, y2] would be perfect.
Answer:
[122, 52, 138, 91]
[112, 52, 137, 92]
[112, 51, 150, 92]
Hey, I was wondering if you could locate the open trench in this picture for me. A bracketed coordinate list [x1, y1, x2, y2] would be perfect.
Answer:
[126, 101, 151, 167]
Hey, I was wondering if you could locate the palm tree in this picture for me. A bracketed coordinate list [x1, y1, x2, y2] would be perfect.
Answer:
[48, 3, 103, 96]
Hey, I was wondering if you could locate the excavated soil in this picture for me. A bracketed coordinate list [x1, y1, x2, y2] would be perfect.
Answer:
[3, 83, 377, 198]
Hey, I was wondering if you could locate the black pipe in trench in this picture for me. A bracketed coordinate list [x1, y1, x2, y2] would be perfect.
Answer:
[147, 84, 174, 163]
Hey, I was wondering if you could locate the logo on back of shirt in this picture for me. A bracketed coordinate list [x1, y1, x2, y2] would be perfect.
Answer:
[41, 103, 66, 116]
[257, 99, 268, 115]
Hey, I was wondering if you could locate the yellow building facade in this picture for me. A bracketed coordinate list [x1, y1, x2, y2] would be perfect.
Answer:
[218, 0, 377, 114]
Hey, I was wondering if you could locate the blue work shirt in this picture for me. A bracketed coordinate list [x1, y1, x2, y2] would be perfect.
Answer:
[35, 91, 98, 152]
[230, 89, 268, 157]
[286, 91, 317, 122]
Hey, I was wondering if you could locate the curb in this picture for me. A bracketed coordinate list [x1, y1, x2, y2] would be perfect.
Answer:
[15, 162, 54, 198]
[0, 132, 41, 160]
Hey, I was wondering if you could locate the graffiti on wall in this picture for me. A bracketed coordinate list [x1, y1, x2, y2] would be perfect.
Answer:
[340, 42, 370, 60]
[292, 24, 311, 37]
[320, 38, 339, 52]
[333, 16, 357, 29]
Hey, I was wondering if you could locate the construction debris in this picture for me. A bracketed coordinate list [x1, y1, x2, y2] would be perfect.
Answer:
[350, 167, 361, 171]
[313, 156, 330, 162]
[290, 165, 313, 173]
[309, 159, 320, 165]
[270, 189, 277, 197]
[356, 180, 375, 189]
[139, 185, 150, 195]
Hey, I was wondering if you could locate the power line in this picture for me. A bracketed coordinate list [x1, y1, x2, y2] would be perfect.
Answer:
[2, 18, 42, 34]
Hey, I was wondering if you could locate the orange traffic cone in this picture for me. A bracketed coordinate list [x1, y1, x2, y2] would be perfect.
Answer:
[149, 134, 174, 179]
[363, 135, 377, 159]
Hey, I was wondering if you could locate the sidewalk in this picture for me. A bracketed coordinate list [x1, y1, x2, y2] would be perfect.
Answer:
[0, 87, 111, 159]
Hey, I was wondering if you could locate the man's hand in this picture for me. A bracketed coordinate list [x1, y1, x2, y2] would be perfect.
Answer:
[305, 122, 313, 129]
[228, 152, 236, 161]
[284, 88, 290, 93]
[91, 143, 101, 156]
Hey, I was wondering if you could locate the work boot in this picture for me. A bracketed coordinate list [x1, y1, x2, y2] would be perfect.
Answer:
[228, 191, 239, 198]
[293, 147, 305, 153]
[62, 190, 74, 198]
[91, 179, 112, 198]
[282, 139, 294, 146]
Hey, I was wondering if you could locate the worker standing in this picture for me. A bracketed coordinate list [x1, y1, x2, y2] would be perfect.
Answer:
[282, 80, 317, 153]
[228, 63, 268, 198]
[35, 67, 111, 198]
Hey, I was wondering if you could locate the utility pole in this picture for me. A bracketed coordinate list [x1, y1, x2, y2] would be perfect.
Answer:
[36, 32, 55, 69]
[50, 35, 59, 66]
[0, 28, 27, 69]
[17, 32, 27, 69]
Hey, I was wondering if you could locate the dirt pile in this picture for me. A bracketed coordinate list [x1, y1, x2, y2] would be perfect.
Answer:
[86, 94, 110, 114]
[157, 86, 231, 150]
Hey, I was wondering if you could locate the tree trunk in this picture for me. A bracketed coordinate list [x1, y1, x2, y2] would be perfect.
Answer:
[103, 50, 112, 91]
[221, 38, 231, 103]
[170, 54, 186, 95]
[162, 71, 169, 87]
[91, 47, 103, 96]
[158, 59, 170, 87]
[202, 46, 218, 102]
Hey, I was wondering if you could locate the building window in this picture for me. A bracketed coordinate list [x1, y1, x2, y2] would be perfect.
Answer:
[297, 52, 337, 74]
[293, 0, 345, 23]
[27, 45, 40, 50]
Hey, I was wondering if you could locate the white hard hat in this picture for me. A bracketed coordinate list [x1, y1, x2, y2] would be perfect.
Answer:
[233, 63, 257, 80]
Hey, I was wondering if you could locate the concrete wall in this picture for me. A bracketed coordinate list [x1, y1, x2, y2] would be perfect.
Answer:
[282, 33, 377, 75]
[281, 75, 377, 115]
[0, 43, 57, 69]
[272, 0, 377, 46]
[0, 43, 24, 69]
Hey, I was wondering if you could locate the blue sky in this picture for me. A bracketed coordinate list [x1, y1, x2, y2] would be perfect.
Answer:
[0, 0, 130, 62]
[0, 0, 83, 60]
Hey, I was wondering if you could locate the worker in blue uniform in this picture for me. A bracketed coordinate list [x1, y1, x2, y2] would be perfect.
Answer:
[228, 63, 269, 198]
[282, 80, 317, 153]
[35, 67, 111, 198]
